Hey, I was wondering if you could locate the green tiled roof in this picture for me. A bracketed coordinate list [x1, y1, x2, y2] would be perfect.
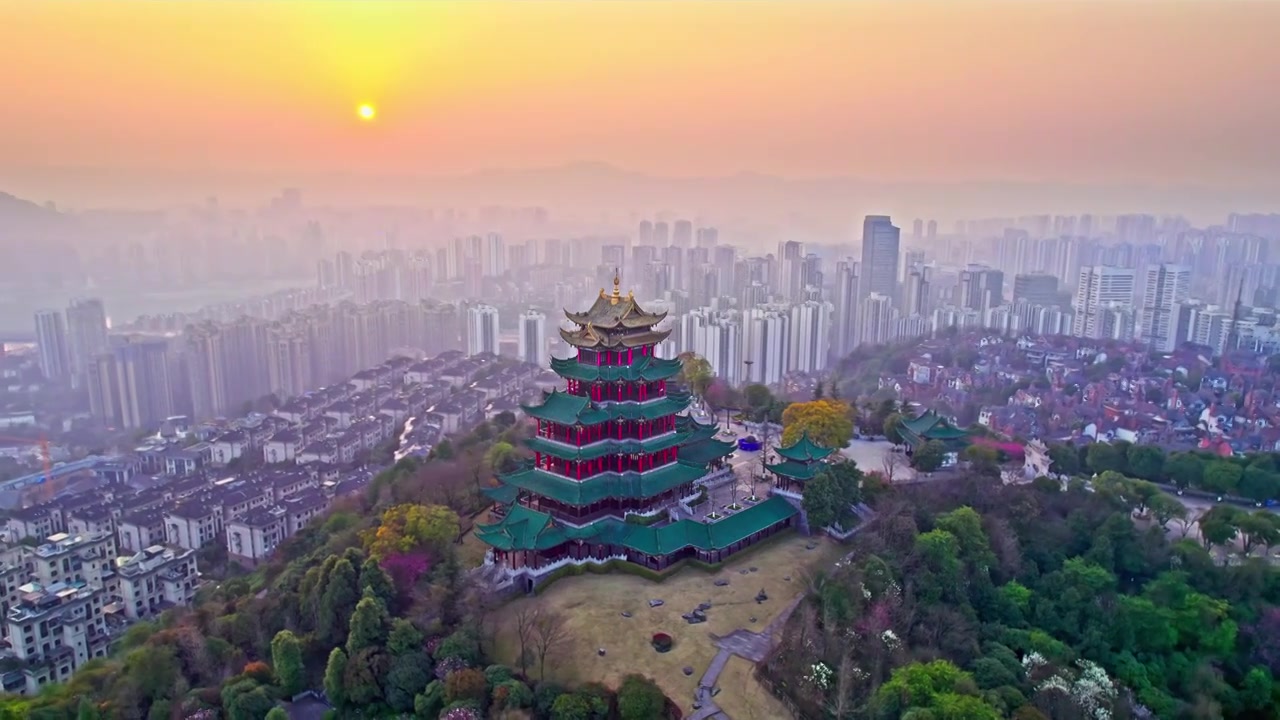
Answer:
[678, 439, 736, 466]
[622, 495, 798, 555]
[497, 462, 707, 506]
[774, 431, 837, 462]
[899, 410, 971, 447]
[525, 423, 718, 462]
[766, 459, 822, 481]
[475, 495, 798, 555]
[525, 430, 687, 462]
[474, 505, 562, 551]
[561, 326, 672, 349]
[481, 484, 520, 504]
[551, 355, 682, 383]
[522, 391, 690, 427]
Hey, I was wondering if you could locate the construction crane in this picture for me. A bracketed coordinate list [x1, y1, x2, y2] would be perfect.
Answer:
[0, 435, 56, 503]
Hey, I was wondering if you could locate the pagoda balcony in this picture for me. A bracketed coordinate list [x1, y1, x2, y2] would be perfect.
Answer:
[575, 345, 658, 366]
[535, 417, 677, 443]
[565, 379, 667, 403]
[535, 450, 682, 477]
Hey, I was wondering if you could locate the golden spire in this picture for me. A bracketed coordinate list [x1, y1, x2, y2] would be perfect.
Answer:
[610, 268, 621, 304]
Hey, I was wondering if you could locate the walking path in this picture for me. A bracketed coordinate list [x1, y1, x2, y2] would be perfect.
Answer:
[688, 509, 875, 719]
[688, 595, 806, 720]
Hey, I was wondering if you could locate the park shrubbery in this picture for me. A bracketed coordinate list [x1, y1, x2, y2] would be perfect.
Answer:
[762, 472, 1280, 719]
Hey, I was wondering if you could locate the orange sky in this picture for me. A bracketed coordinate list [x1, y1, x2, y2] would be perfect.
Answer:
[2, 0, 1278, 197]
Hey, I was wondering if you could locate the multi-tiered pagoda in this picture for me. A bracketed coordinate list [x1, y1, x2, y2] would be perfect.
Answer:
[476, 277, 799, 587]
[767, 431, 836, 495]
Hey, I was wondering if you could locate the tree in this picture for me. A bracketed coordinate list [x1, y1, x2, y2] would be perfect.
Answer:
[677, 353, 714, 399]
[1199, 505, 1241, 551]
[445, 668, 488, 705]
[1047, 444, 1081, 477]
[221, 680, 277, 720]
[363, 504, 461, 559]
[1165, 452, 1205, 490]
[484, 441, 521, 474]
[1126, 445, 1166, 481]
[1086, 443, 1126, 475]
[1240, 465, 1280, 503]
[318, 558, 359, 646]
[513, 605, 541, 676]
[1202, 461, 1243, 495]
[324, 648, 348, 707]
[1237, 511, 1280, 557]
[359, 558, 396, 611]
[530, 610, 571, 681]
[270, 630, 305, 698]
[344, 647, 390, 707]
[551, 692, 594, 720]
[265, 709, 289, 720]
[1148, 493, 1187, 530]
[881, 451, 905, 484]
[744, 384, 775, 412]
[346, 594, 390, 655]
[802, 461, 863, 530]
[883, 413, 905, 446]
[911, 440, 947, 473]
[617, 675, 666, 720]
[782, 399, 855, 449]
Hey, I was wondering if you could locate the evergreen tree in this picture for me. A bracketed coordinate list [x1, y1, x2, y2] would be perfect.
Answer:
[318, 558, 359, 646]
[324, 648, 348, 707]
[270, 630, 305, 697]
[359, 557, 397, 610]
[346, 593, 390, 655]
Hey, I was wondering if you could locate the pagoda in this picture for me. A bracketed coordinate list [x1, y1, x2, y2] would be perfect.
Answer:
[897, 410, 971, 454]
[766, 431, 837, 495]
[476, 275, 799, 588]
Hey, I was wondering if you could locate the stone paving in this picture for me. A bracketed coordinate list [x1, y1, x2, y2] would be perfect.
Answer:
[688, 594, 807, 720]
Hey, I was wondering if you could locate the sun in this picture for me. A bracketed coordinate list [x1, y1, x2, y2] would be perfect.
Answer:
[357, 103, 376, 121]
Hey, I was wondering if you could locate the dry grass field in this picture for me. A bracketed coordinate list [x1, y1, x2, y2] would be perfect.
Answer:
[491, 532, 843, 716]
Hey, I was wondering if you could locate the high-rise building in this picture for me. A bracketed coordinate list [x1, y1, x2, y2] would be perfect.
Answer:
[832, 260, 860, 358]
[518, 310, 548, 367]
[265, 325, 313, 399]
[33, 309, 70, 382]
[959, 265, 1004, 312]
[902, 267, 931, 317]
[776, 241, 806, 302]
[789, 301, 833, 374]
[742, 306, 791, 385]
[467, 304, 500, 356]
[695, 227, 719, 249]
[683, 309, 742, 385]
[859, 216, 901, 302]
[1012, 273, 1059, 306]
[1072, 266, 1136, 339]
[859, 293, 898, 346]
[88, 338, 174, 429]
[926, 220, 938, 239]
[912, 219, 924, 239]
[1139, 264, 1192, 352]
[66, 298, 109, 388]
[672, 220, 693, 249]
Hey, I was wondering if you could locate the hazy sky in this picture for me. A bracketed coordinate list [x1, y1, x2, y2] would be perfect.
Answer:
[3, 0, 1279, 201]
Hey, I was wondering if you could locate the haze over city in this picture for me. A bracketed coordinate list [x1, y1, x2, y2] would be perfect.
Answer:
[5, 2, 1280, 718]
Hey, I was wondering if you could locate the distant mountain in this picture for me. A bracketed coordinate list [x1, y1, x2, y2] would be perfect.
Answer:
[3, 161, 1277, 225]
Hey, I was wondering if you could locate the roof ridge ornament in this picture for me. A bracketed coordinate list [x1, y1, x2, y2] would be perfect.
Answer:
[611, 268, 621, 305]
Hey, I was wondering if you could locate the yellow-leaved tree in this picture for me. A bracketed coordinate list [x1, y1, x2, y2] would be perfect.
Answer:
[361, 503, 460, 560]
[780, 399, 854, 450]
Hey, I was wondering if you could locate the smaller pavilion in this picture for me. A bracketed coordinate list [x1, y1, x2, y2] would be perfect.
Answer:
[898, 410, 972, 454]
[766, 431, 837, 495]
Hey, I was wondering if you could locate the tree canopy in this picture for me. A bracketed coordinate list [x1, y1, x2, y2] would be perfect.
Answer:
[781, 399, 854, 449]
